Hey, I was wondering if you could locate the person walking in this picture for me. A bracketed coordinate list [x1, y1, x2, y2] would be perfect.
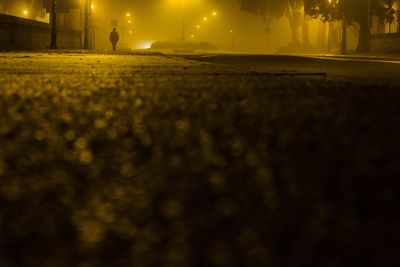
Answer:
[109, 27, 120, 51]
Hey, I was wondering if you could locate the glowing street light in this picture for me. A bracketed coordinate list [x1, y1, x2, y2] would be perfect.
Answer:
[126, 13, 131, 17]
[203, 17, 208, 21]
[212, 11, 217, 16]
[328, 0, 338, 6]
[196, 25, 200, 29]
[23, 10, 28, 16]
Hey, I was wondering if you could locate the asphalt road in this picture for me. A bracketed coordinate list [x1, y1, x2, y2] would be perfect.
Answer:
[0, 51, 399, 267]
[178, 53, 400, 83]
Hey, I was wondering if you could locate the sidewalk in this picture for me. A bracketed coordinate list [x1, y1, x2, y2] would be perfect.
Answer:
[0, 52, 399, 266]
[309, 53, 400, 61]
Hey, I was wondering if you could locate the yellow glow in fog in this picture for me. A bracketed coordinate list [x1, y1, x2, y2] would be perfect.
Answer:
[137, 41, 152, 49]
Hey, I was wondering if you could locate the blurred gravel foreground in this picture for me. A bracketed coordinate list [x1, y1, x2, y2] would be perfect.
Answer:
[0, 52, 399, 267]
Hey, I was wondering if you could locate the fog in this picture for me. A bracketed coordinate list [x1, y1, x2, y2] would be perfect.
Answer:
[93, 0, 292, 52]
[0, 0, 364, 53]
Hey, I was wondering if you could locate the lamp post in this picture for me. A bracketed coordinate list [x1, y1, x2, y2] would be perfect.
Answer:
[90, 4, 95, 50]
[181, 0, 185, 41]
[229, 28, 235, 49]
[341, 0, 346, 54]
[50, 0, 57, 49]
[367, 0, 371, 51]
[83, 0, 90, 49]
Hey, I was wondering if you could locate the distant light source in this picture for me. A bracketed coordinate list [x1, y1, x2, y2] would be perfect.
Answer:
[126, 13, 131, 17]
[196, 25, 200, 29]
[129, 30, 132, 34]
[191, 34, 194, 38]
[138, 41, 152, 49]
[203, 17, 208, 21]
[128, 20, 132, 24]
[90, 4, 95, 9]
[212, 11, 217, 16]
[23, 10, 28, 16]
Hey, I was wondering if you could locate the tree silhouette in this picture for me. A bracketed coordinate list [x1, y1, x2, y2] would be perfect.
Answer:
[240, 0, 307, 45]
[240, 0, 381, 53]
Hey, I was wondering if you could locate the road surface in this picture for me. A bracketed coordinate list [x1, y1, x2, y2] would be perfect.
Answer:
[0, 51, 399, 267]
[178, 53, 400, 83]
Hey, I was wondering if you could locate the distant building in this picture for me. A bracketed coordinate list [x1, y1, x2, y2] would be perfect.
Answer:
[370, 0, 400, 53]
[0, 0, 85, 50]
[0, 0, 82, 31]
[371, 0, 400, 35]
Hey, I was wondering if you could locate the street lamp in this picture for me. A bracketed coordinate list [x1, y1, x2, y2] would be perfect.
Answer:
[341, 0, 346, 54]
[181, 0, 185, 41]
[50, 0, 57, 49]
[91, 3, 96, 50]
[83, 0, 93, 49]
[229, 28, 235, 49]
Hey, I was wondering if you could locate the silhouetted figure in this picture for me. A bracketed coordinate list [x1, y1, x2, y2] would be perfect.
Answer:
[109, 28, 119, 51]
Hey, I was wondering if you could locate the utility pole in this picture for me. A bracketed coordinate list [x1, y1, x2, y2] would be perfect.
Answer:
[92, 22, 95, 50]
[341, 0, 346, 54]
[83, 0, 90, 49]
[181, 0, 185, 41]
[50, 0, 57, 49]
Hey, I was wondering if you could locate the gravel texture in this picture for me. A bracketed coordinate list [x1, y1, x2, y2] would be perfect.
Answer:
[0, 52, 399, 267]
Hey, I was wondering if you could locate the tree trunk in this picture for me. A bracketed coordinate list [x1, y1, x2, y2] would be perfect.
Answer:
[302, 15, 310, 45]
[357, 4, 369, 53]
[287, 14, 299, 44]
[317, 22, 326, 52]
